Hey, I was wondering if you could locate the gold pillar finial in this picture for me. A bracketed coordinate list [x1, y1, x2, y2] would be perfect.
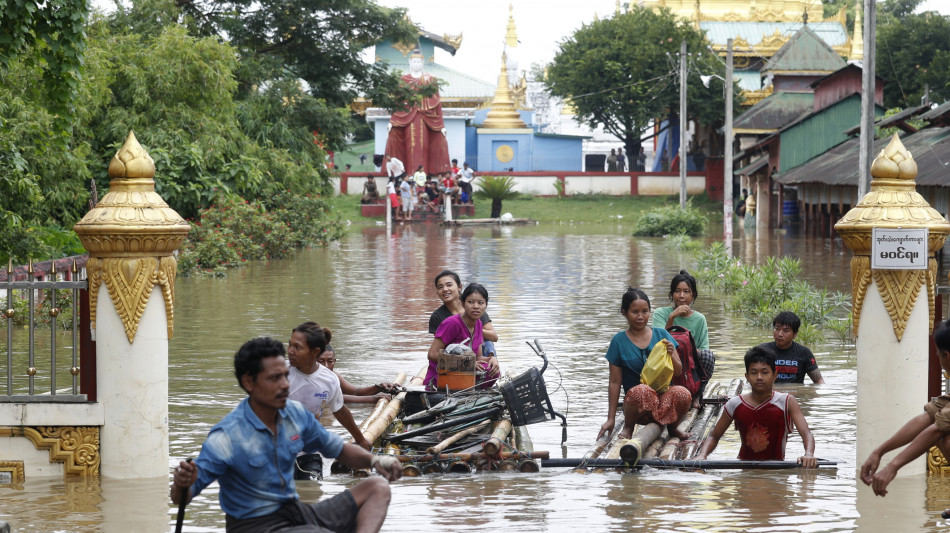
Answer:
[481, 53, 528, 129]
[850, 0, 864, 61]
[505, 3, 518, 48]
[73, 131, 191, 343]
[835, 134, 950, 340]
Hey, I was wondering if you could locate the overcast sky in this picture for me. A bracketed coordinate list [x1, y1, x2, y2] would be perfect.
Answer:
[374, 0, 950, 85]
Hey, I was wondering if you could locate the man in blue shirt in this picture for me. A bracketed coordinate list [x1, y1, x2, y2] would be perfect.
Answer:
[171, 337, 402, 532]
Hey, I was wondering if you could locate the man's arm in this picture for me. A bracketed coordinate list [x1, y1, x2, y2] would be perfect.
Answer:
[860, 412, 933, 485]
[482, 322, 499, 343]
[170, 459, 197, 505]
[787, 395, 817, 467]
[336, 443, 403, 481]
[697, 411, 733, 459]
[807, 369, 825, 385]
[870, 423, 945, 496]
[333, 405, 372, 450]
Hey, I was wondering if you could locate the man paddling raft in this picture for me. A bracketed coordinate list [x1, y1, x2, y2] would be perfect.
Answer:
[171, 337, 402, 532]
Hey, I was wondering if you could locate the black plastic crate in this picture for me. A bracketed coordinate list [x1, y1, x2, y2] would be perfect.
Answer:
[501, 367, 555, 426]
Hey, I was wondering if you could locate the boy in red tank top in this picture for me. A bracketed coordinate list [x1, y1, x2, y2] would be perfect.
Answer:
[698, 346, 818, 467]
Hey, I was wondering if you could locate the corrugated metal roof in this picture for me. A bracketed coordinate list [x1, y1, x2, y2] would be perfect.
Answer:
[700, 21, 848, 49]
[779, 95, 865, 171]
[762, 26, 846, 75]
[385, 62, 495, 99]
[843, 104, 929, 136]
[734, 92, 814, 131]
[776, 127, 950, 186]
[734, 71, 762, 92]
[921, 101, 950, 122]
[735, 155, 769, 175]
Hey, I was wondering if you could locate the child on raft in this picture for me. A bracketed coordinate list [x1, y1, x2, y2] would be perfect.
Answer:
[860, 319, 950, 501]
[697, 346, 818, 467]
[598, 288, 692, 441]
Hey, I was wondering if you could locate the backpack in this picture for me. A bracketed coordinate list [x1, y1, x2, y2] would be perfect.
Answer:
[666, 325, 706, 397]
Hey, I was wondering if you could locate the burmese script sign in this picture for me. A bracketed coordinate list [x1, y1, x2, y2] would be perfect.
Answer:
[871, 227, 928, 270]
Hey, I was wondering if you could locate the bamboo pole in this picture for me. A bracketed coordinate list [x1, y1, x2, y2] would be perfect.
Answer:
[620, 423, 664, 463]
[483, 419, 513, 456]
[426, 419, 491, 455]
[542, 458, 837, 469]
[513, 424, 534, 453]
[643, 432, 666, 459]
[659, 408, 700, 460]
[360, 367, 426, 444]
[357, 372, 407, 434]
[393, 450, 550, 463]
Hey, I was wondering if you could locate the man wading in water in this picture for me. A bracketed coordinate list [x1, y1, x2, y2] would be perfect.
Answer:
[171, 337, 402, 532]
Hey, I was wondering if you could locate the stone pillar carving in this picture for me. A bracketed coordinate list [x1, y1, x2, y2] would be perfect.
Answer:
[835, 134, 950, 477]
[73, 131, 190, 478]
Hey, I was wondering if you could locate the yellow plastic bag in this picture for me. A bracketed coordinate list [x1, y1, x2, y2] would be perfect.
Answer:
[640, 341, 673, 393]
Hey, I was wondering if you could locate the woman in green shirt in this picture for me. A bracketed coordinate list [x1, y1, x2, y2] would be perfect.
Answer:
[652, 270, 715, 401]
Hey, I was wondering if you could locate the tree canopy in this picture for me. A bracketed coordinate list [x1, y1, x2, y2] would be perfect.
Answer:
[544, 7, 737, 157]
[875, 0, 950, 108]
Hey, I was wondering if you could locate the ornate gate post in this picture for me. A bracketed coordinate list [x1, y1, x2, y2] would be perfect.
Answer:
[835, 135, 950, 475]
[73, 132, 190, 478]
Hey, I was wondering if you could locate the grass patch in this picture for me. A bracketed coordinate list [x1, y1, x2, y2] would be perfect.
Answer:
[332, 191, 724, 228]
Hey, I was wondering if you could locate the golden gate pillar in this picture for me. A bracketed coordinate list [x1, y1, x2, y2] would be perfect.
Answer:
[73, 132, 190, 478]
[835, 135, 950, 479]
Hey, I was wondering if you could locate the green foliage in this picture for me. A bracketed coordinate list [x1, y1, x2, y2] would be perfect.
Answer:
[0, 289, 75, 330]
[0, 0, 88, 133]
[177, 0, 417, 149]
[664, 234, 703, 252]
[876, 0, 950, 108]
[695, 243, 852, 336]
[545, 7, 739, 156]
[178, 194, 345, 276]
[474, 176, 519, 200]
[632, 206, 707, 236]
[552, 179, 566, 198]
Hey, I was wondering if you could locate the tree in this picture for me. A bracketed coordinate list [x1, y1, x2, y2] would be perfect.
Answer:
[544, 7, 736, 159]
[475, 176, 518, 219]
[173, 0, 418, 149]
[876, 0, 950, 108]
[0, 0, 88, 132]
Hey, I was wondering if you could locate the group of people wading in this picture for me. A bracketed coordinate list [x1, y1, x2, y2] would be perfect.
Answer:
[174, 267, 950, 531]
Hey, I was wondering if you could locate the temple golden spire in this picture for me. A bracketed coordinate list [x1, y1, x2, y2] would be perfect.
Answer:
[481, 52, 528, 129]
[850, 0, 864, 61]
[505, 3, 518, 48]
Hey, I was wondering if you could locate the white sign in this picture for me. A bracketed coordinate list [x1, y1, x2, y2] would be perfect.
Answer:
[872, 227, 928, 269]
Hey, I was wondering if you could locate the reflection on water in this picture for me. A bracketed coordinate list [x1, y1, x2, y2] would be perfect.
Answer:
[3, 223, 950, 531]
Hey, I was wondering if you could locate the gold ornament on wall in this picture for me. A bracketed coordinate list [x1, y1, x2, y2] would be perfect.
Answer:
[496, 145, 515, 163]
[835, 135, 950, 340]
[928, 445, 950, 476]
[74, 132, 190, 343]
[0, 426, 100, 477]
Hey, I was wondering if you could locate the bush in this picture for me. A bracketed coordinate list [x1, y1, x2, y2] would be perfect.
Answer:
[632, 206, 706, 236]
[177, 193, 345, 276]
[695, 243, 851, 335]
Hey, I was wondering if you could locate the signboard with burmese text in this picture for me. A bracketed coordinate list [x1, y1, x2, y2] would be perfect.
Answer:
[871, 227, 928, 270]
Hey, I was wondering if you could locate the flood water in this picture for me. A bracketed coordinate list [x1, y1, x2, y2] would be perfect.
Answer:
[4, 221, 950, 532]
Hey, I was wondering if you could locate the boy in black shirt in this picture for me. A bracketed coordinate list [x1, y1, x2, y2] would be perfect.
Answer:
[758, 311, 824, 384]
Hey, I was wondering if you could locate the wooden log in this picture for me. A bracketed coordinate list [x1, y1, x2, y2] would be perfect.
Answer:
[426, 419, 491, 455]
[483, 420, 513, 456]
[643, 431, 666, 459]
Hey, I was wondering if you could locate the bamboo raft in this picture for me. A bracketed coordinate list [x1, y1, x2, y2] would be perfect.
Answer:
[577, 378, 746, 472]
[331, 340, 566, 476]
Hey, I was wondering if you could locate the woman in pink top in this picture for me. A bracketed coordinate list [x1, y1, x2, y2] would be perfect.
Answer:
[425, 283, 500, 389]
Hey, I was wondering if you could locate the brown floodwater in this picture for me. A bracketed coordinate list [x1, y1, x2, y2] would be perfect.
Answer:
[3, 221, 950, 532]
